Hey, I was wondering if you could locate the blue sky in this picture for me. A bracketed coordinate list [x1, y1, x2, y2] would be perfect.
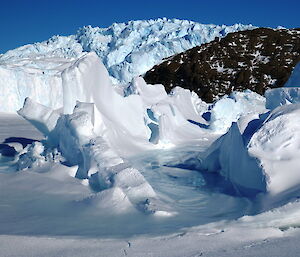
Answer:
[0, 0, 299, 53]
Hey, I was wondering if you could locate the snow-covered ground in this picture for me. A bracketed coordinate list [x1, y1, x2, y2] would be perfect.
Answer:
[1, 225, 300, 257]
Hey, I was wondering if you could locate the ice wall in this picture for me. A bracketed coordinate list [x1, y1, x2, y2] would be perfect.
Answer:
[0, 58, 67, 112]
[202, 121, 267, 196]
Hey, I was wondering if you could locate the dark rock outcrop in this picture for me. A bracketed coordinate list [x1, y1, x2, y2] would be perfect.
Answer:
[144, 28, 300, 102]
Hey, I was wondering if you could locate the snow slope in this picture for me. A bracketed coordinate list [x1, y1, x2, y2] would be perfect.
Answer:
[0, 18, 255, 112]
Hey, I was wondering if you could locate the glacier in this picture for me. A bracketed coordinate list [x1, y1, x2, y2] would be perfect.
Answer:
[13, 52, 264, 217]
[0, 18, 255, 113]
[2, 39, 300, 257]
[2, 19, 300, 255]
[15, 52, 300, 205]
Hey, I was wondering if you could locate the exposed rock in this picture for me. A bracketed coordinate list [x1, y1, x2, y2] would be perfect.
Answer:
[144, 28, 300, 102]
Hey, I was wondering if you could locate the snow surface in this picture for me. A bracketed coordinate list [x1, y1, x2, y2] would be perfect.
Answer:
[0, 19, 255, 113]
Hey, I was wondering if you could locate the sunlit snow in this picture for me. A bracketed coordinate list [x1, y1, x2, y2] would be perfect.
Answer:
[1, 22, 300, 257]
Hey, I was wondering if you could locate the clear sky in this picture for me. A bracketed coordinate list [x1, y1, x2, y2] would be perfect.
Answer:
[0, 0, 299, 54]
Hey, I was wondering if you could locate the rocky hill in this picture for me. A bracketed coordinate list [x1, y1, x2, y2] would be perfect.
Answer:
[144, 28, 300, 102]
